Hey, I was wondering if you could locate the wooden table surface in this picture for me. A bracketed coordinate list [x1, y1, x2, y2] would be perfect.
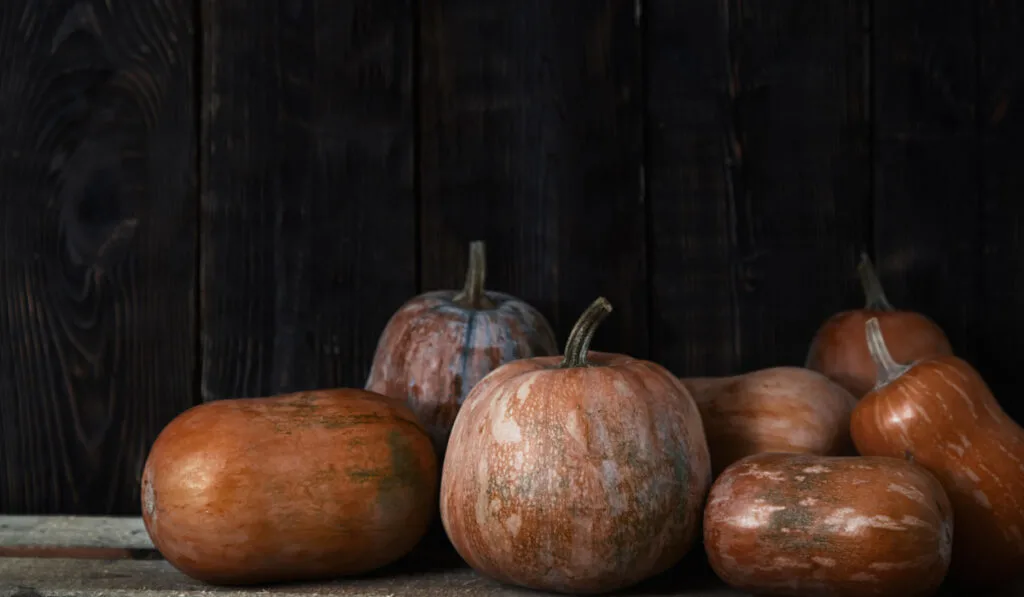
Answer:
[2, 516, 1021, 596]
[0, 557, 746, 597]
[0, 516, 742, 596]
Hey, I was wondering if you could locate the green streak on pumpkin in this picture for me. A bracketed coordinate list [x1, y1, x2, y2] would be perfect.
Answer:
[317, 413, 386, 429]
[347, 468, 389, 482]
[386, 429, 425, 488]
[760, 476, 841, 554]
[369, 429, 428, 517]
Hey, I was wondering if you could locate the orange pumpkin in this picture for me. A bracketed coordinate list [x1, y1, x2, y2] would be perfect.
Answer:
[140, 389, 438, 585]
[439, 298, 712, 594]
[851, 317, 1024, 589]
[805, 253, 952, 397]
[366, 241, 557, 456]
[704, 452, 953, 597]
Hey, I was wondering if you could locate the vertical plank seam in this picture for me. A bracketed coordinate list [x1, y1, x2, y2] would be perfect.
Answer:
[639, 0, 654, 361]
[721, 0, 742, 371]
[192, 0, 206, 405]
[412, 0, 423, 294]
[865, 0, 876, 260]
[973, 0, 984, 359]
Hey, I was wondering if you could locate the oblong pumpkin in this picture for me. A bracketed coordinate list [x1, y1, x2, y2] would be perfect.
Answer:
[140, 388, 438, 585]
[684, 366, 857, 476]
[366, 241, 557, 456]
[704, 452, 953, 597]
[440, 298, 712, 594]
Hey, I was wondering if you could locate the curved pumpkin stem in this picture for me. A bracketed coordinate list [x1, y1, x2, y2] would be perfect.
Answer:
[865, 317, 911, 389]
[453, 240, 494, 309]
[560, 297, 613, 369]
[858, 252, 894, 311]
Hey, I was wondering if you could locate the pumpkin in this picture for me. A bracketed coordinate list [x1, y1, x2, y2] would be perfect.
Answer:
[850, 317, 1024, 589]
[684, 366, 857, 477]
[704, 452, 953, 597]
[805, 253, 952, 398]
[366, 240, 557, 456]
[140, 388, 438, 585]
[439, 297, 712, 594]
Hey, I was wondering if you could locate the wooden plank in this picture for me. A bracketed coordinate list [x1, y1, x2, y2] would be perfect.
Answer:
[645, 0, 738, 376]
[871, 1, 980, 361]
[418, 0, 646, 357]
[0, 0, 197, 514]
[0, 516, 152, 549]
[0, 555, 741, 596]
[978, 1, 1024, 424]
[2, 553, 1018, 596]
[199, 0, 416, 400]
[725, 0, 871, 370]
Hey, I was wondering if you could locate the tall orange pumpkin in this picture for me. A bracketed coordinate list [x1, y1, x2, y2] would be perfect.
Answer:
[851, 317, 1024, 589]
[439, 298, 712, 594]
[365, 241, 557, 456]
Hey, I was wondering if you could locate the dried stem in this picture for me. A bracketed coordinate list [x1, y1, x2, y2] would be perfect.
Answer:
[858, 253, 895, 311]
[560, 298, 613, 368]
[453, 241, 494, 309]
[865, 317, 911, 389]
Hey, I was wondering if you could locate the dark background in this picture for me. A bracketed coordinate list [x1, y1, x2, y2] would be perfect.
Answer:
[0, 0, 1021, 515]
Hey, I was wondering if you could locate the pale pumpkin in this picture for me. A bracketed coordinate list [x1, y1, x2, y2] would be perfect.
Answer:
[366, 241, 557, 456]
[440, 298, 712, 594]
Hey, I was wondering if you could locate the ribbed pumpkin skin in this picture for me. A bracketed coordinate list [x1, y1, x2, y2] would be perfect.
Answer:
[366, 290, 557, 454]
[440, 351, 712, 594]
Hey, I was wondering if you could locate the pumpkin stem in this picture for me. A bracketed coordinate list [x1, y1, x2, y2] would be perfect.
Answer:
[865, 317, 911, 389]
[858, 252, 894, 311]
[560, 297, 613, 368]
[453, 241, 494, 309]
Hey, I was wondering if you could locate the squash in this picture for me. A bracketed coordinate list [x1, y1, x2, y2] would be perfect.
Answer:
[850, 317, 1024, 589]
[684, 366, 857, 477]
[439, 298, 712, 594]
[366, 240, 557, 456]
[704, 452, 953, 597]
[805, 253, 952, 398]
[140, 388, 438, 585]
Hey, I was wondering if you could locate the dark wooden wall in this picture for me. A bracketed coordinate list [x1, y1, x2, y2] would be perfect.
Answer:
[1, 0, 1022, 515]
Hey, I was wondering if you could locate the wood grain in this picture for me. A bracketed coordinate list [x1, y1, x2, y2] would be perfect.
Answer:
[418, 0, 646, 358]
[0, 515, 152, 549]
[978, 1, 1024, 424]
[0, 0, 197, 514]
[199, 0, 416, 400]
[645, 0, 738, 377]
[0, 548, 744, 596]
[725, 0, 871, 371]
[872, 1, 980, 361]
